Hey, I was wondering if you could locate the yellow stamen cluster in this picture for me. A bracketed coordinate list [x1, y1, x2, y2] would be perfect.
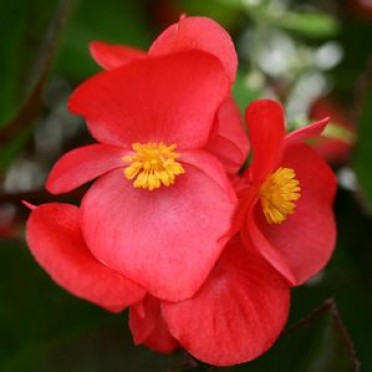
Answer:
[259, 167, 301, 224]
[123, 142, 185, 191]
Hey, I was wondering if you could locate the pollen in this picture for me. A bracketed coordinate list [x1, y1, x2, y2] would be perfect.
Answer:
[259, 167, 301, 224]
[123, 142, 185, 191]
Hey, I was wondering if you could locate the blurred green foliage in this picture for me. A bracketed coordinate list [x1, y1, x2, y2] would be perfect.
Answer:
[54, 0, 152, 80]
[277, 11, 340, 38]
[0, 0, 59, 125]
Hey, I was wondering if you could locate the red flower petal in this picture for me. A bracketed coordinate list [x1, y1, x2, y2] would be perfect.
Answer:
[89, 41, 146, 70]
[143, 317, 180, 354]
[285, 117, 329, 147]
[180, 150, 237, 202]
[46, 144, 128, 195]
[129, 296, 179, 354]
[244, 99, 285, 183]
[207, 98, 250, 174]
[69, 51, 229, 149]
[130, 297, 159, 344]
[26, 203, 145, 312]
[242, 216, 296, 285]
[149, 16, 237, 82]
[254, 144, 337, 285]
[81, 164, 236, 302]
[162, 236, 290, 366]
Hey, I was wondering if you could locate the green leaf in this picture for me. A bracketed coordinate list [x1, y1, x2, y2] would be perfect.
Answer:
[277, 12, 340, 38]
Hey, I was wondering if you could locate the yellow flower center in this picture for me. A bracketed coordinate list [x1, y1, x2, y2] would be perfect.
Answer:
[123, 142, 185, 191]
[259, 167, 301, 224]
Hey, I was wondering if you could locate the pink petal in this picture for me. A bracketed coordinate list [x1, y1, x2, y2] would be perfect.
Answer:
[207, 98, 250, 174]
[255, 144, 337, 285]
[46, 144, 128, 195]
[26, 203, 145, 312]
[81, 163, 236, 302]
[242, 216, 296, 285]
[244, 99, 285, 183]
[285, 117, 329, 147]
[149, 16, 237, 82]
[143, 318, 180, 354]
[129, 296, 179, 354]
[180, 150, 237, 202]
[162, 236, 290, 366]
[89, 41, 146, 70]
[130, 297, 159, 344]
[68, 51, 229, 149]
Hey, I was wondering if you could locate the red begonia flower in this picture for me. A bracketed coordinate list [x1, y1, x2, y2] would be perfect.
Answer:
[89, 15, 249, 173]
[26, 203, 145, 312]
[240, 99, 337, 286]
[130, 235, 290, 366]
[46, 51, 237, 302]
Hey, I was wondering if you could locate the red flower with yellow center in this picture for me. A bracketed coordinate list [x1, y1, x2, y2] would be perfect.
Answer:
[41, 17, 249, 302]
[239, 99, 337, 285]
[89, 15, 249, 175]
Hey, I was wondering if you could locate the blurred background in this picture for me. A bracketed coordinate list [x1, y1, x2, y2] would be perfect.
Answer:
[0, 0, 371, 370]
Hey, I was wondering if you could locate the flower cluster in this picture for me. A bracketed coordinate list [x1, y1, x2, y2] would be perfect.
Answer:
[25, 16, 336, 366]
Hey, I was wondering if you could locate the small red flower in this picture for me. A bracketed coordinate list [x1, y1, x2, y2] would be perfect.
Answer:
[239, 99, 337, 285]
[43, 17, 249, 302]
